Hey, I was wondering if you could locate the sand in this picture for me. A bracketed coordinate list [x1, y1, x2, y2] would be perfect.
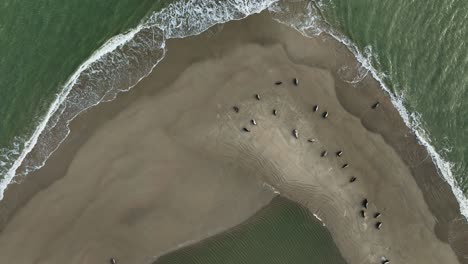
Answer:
[0, 10, 467, 264]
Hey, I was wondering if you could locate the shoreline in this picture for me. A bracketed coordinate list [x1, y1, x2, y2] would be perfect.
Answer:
[321, 22, 468, 218]
[153, 196, 347, 264]
[0, 0, 277, 200]
[272, 0, 468, 217]
[0, 8, 467, 264]
[1, 0, 467, 221]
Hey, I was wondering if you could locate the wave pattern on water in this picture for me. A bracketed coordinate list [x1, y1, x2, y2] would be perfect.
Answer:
[152, 197, 347, 264]
[0, 0, 281, 199]
[1, 26, 166, 198]
[148, 0, 279, 38]
[269, 0, 468, 218]
[1, 0, 467, 221]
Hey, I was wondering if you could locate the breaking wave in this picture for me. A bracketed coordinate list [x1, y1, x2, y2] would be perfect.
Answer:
[1, 0, 466, 221]
[269, 0, 468, 218]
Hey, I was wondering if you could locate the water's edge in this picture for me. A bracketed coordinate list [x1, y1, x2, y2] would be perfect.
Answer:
[1, 0, 467, 220]
[271, 1, 468, 217]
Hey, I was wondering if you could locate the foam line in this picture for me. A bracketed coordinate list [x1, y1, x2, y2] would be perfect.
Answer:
[269, 0, 468, 219]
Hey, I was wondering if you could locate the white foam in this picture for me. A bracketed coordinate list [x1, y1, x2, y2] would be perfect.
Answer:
[0, 0, 282, 200]
[270, 0, 468, 219]
[149, 0, 280, 38]
[0, 24, 149, 200]
[1, 0, 467, 222]
[15, 32, 168, 182]
[328, 31, 468, 219]
[313, 212, 326, 227]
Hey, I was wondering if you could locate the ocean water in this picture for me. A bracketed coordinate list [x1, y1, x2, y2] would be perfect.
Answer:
[0, 0, 467, 218]
[314, 0, 468, 207]
[153, 196, 347, 264]
[0, 0, 172, 193]
[271, 0, 468, 215]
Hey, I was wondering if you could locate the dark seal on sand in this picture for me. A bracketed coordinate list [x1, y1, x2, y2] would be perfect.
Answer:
[376, 222, 383, 230]
[243, 127, 251, 132]
[360, 210, 366, 218]
[321, 150, 328, 157]
[372, 102, 380, 109]
[350, 176, 357, 183]
[292, 129, 299, 139]
[342, 163, 349, 168]
[336, 150, 343, 157]
[293, 78, 299, 86]
[322, 111, 329, 118]
[275, 81, 282, 85]
[273, 109, 278, 116]
[362, 199, 368, 209]
[255, 94, 261, 100]
[233, 106, 239, 113]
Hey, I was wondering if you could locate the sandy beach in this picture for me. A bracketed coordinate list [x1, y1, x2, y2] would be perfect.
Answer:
[0, 11, 467, 264]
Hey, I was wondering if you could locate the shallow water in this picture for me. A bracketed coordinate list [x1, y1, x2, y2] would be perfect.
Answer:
[154, 196, 347, 264]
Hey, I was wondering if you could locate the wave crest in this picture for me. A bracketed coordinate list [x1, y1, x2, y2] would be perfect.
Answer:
[0, 0, 282, 199]
[270, 0, 468, 218]
[1, 0, 466, 221]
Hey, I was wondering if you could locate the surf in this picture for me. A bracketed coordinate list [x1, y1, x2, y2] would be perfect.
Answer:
[0, 0, 281, 200]
[270, 0, 468, 218]
[0, 0, 466, 221]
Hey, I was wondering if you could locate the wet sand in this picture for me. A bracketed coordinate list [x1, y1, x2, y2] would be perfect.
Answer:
[0, 11, 467, 264]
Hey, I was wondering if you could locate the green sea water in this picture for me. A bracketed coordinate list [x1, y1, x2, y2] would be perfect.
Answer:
[154, 196, 347, 264]
[0, 0, 173, 187]
[315, 0, 468, 194]
[0, 0, 173, 147]
[0, 0, 467, 219]
[0, 0, 467, 261]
